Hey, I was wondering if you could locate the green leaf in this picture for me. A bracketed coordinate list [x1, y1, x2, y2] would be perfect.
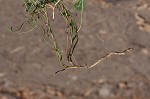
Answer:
[23, 0, 36, 13]
[74, 0, 85, 11]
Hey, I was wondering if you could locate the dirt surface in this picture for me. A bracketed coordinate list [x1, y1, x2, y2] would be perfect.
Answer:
[1, 0, 150, 99]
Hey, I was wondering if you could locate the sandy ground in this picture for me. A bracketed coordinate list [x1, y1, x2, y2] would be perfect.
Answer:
[0, 0, 150, 99]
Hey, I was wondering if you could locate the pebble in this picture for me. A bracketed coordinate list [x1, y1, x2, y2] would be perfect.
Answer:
[0, 72, 6, 78]
[117, 81, 128, 89]
[141, 48, 149, 55]
[98, 84, 114, 98]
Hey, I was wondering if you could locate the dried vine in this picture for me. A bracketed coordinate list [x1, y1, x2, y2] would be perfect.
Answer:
[9, 0, 132, 78]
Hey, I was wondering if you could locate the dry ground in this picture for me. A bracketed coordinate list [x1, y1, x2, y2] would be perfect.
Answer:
[0, 0, 150, 99]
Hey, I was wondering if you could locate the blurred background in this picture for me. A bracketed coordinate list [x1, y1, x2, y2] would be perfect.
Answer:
[0, 0, 150, 99]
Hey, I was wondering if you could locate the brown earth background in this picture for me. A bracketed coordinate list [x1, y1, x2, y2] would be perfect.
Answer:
[0, 0, 150, 99]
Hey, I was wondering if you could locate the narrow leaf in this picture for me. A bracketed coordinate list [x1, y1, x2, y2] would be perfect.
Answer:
[74, 0, 85, 11]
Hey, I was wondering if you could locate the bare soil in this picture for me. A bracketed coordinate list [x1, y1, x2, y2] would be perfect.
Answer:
[0, 0, 150, 99]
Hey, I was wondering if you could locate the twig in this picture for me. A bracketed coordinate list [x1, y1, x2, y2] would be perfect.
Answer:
[88, 48, 133, 68]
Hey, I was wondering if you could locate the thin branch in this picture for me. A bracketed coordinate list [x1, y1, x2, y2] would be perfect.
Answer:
[88, 48, 133, 68]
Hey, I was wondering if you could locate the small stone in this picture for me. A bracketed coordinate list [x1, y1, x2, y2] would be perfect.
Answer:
[99, 84, 113, 98]
[0, 72, 6, 78]
[1, 96, 8, 99]
[141, 48, 149, 55]
[71, 75, 78, 81]
[118, 81, 127, 89]
[56, 91, 63, 97]
[97, 79, 106, 84]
